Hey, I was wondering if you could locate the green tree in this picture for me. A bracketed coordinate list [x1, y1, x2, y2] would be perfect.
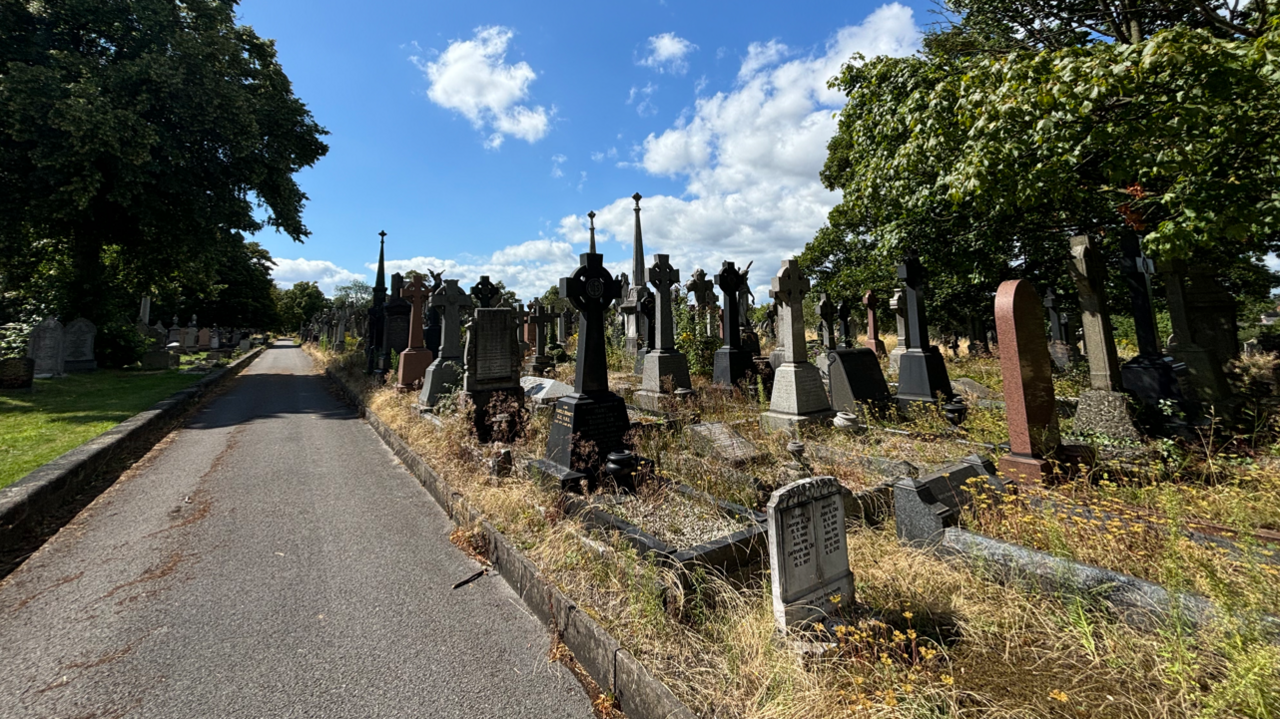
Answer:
[333, 280, 373, 312]
[0, 0, 328, 325]
[276, 281, 328, 334]
[803, 1, 1280, 332]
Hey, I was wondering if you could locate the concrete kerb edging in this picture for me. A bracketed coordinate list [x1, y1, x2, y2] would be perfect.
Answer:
[0, 346, 268, 545]
[324, 368, 696, 719]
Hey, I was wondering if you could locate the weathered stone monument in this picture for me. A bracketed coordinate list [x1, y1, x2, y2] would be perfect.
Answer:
[635, 254, 694, 411]
[836, 298, 856, 349]
[470, 275, 500, 310]
[524, 299, 556, 375]
[62, 318, 97, 372]
[1162, 260, 1232, 405]
[767, 476, 854, 634]
[462, 307, 525, 443]
[712, 261, 754, 390]
[1067, 235, 1142, 441]
[817, 295, 891, 417]
[1043, 288, 1078, 371]
[396, 274, 435, 390]
[419, 279, 473, 409]
[632, 291, 655, 375]
[863, 290, 886, 357]
[197, 328, 212, 351]
[893, 254, 956, 408]
[619, 194, 650, 355]
[685, 267, 719, 339]
[894, 456, 1004, 547]
[27, 317, 65, 378]
[761, 259, 836, 432]
[994, 280, 1060, 482]
[890, 287, 911, 371]
[382, 272, 412, 372]
[531, 226, 631, 492]
[366, 231, 388, 377]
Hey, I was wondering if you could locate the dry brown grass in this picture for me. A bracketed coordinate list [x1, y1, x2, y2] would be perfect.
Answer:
[307, 344, 1280, 719]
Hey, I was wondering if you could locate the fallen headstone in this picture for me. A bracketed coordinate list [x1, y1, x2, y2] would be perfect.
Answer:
[687, 422, 765, 466]
[893, 455, 1005, 547]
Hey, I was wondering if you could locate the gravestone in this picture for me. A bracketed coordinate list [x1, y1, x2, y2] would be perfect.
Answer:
[888, 289, 907, 372]
[1162, 261, 1231, 405]
[530, 236, 631, 493]
[197, 328, 211, 351]
[470, 275, 500, 310]
[995, 280, 1060, 482]
[419, 279, 473, 409]
[688, 422, 765, 466]
[816, 297, 890, 416]
[239, 338, 251, 352]
[62, 318, 97, 372]
[1043, 288, 1078, 371]
[836, 298, 856, 349]
[209, 329, 221, 350]
[1118, 233, 1195, 429]
[863, 290, 886, 356]
[635, 254, 694, 411]
[632, 292, 655, 375]
[462, 308, 525, 443]
[396, 274, 434, 390]
[383, 272, 412, 370]
[620, 197, 650, 354]
[141, 350, 175, 370]
[521, 375, 574, 406]
[146, 320, 166, 350]
[761, 259, 836, 432]
[685, 267, 719, 339]
[514, 302, 531, 356]
[893, 254, 956, 408]
[894, 455, 1004, 547]
[27, 317, 65, 378]
[767, 476, 854, 634]
[168, 316, 183, 346]
[558, 307, 576, 348]
[712, 261, 754, 389]
[1066, 236, 1142, 441]
[524, 299, 556, 375]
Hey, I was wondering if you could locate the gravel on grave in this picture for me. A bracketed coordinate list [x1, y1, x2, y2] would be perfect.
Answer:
[602, 487, 753, 548]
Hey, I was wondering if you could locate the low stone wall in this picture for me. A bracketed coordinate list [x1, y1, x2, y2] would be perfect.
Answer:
[0, 346, 267, 551]
[324, 368, 697, 719]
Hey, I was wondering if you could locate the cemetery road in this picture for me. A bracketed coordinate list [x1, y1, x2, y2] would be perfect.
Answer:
[0, 341, 595, 719]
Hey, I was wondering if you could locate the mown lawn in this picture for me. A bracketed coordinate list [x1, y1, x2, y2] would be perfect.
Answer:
[0, 369, 199, 489]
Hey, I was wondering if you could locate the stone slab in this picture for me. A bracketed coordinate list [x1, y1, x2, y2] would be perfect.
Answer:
[687, 422, 766, 465]
[893, 455, 1005, 547]
[767, 476, 854, 633]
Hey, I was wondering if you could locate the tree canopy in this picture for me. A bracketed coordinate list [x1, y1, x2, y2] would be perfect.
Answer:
[802, 0, 1280, 333]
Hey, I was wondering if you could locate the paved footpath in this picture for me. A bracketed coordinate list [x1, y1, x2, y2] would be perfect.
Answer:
[0, 342, 594, 718]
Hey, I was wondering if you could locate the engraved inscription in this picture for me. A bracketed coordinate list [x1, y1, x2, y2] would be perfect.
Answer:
[785, 507, 813, 570]
[476, 319, 511, 381]
[819, 496, 841, 557]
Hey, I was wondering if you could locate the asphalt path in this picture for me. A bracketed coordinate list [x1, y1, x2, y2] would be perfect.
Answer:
[0, 341, 594, 718]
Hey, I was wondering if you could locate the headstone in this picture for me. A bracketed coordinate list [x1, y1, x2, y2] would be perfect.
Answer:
[239, 338, 251, 352]
[168, 316, 182, 346]
[383, 272, 412, 370]
[620, 196, 650, 354]
[894, 455, 1004, 547]
[530, 232, 631, 493]
[137, 296, 151, 326]
[141, 350, 175, 370]
[419, 279, 473, 408]
[1066, 236, 1143, 441]
[632, 292, 655, 375]
[26, 317, 65, 378]
[836, 298, 856, 349]
[524, 299, 556, 375]
[888, 289, 907, 372]
[687, 422, 765, 465]
[61, 318, 98, 372]
[209, 329, 221, 350]
[766, 476, 854, 634]
[761, 259, 836, 432]
[685, 267, 719, 338]
[396, 274, 434, 390]
[470, 275, 500, 309]
[893, 253, 956, 408]
[863, 290, 886, 356]
[994, 280, 1060, 482]
[513, 302, 531, 356]
[462, 307, 525, 443]
[636, 254, 694, 411]
[712, 261, 754, 389]
[1162, 261, 1232, 405]
[1043, 288, 1078, 371]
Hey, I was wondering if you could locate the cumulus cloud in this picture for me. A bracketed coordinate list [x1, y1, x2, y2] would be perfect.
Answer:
[638, 32, 697, 74]
[272, 258, 367, 295]
[572, 4, 921, 299]
[413, 26, 550, 148]
[375, 237, 590, 302]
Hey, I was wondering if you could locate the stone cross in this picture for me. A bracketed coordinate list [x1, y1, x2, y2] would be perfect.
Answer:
[897, 255, 930, 352]
[713, 261, 746, 350]
[685, 267, 718, 337]
[528, 300, 556, 357]
[767, 476, 854, 634]
[561, 249, 622, 393]
[430, 279, 472, 359]
[864, 290, 886, 356]
[1068, 235, 1122, 391]
[470, 275, 499, 309]
[836, 298, 855, 349]
[401, 275, 432, 350]
[994, 280, 1060, 482]
[770, 259, 811, 364]
[1044, 289, 1066, 342]
[1120, 233, 1162, 357]
[513, 302, 530, 352]
[647, 254, 680, 352]
[816, 293, 838, 351]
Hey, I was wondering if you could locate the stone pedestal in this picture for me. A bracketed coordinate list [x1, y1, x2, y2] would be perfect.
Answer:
[712, 346, 754, 391]
[760, 362, 837, 433]
[825, 347, 892, 415]
[533, 392, 631, 492]
[1074, 389, 1143, 441]
[396, 347, 434, 390]
[635, 350, 694, 411]
[894, 347, 954, 407]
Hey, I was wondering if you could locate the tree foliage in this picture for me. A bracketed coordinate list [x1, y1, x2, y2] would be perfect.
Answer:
[276, 281, 328, 334]
[803, 0, 1280, 332]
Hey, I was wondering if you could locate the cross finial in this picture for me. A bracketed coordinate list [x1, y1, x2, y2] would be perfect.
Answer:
[379, 230, 386, 242]
[587, 211, 597, 254]
[632, 192, 642, 208]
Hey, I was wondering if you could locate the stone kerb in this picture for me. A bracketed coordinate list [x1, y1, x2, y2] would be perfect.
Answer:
[767, 476, 854, 634]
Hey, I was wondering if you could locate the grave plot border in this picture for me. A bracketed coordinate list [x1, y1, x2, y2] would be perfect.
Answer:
[563, 484, 768, 581]
[323, 367, 697, 719]
[0, 345, 268, 566]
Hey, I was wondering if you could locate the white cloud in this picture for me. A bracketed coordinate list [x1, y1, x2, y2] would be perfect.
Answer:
[562, 4, 921, 299]
[638, 32, 697, 75]
[413, 26, 550, 148]
[626, 83, 658, 117]
[551, 153, 567, 178]
[375, 237, 589, 302]
[272, 258, 366, 295]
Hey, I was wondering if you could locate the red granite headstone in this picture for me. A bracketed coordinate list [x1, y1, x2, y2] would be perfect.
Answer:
[863, 290, 886, 357]
[396, 275, 434, 390]
[995, 279, 1060, 482]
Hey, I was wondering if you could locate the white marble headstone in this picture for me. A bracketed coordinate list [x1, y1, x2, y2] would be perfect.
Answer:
[767, 476, 854, 634]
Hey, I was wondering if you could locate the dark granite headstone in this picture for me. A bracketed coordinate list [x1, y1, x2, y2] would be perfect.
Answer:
[893, 455, 1004, 547]
[893, 254, 955, 408]
[712, 261, 754, 389]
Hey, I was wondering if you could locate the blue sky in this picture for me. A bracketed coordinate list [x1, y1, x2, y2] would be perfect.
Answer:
[239, 0, 927, 301]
